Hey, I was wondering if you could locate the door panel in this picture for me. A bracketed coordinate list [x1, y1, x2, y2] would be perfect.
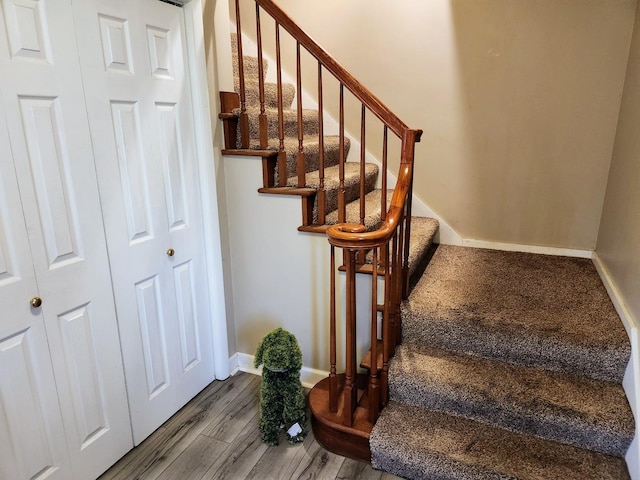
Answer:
[110, 100, 155, 243]
[0, 0, 132, 478]
[0, 90, 71, 480]
[18, 95, 81, 267]
[0, 328, 67, 480]
[135, 274, 171, 399]
[74, 0, 214, 444]
[2, 0, 53, 64]
[57, 304, 111, 449]
[173, 260, 200, 372]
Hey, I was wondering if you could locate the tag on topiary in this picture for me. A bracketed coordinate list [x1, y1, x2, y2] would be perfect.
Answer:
[287, 422, 302, 437]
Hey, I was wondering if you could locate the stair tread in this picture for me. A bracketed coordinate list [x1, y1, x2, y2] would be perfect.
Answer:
[370, 401, 630, 480]
[402, 245, 630, 383]
[389, 343, 634, 456]
[326, 188, 392, 230]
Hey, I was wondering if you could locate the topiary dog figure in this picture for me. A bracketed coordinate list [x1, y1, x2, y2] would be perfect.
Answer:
[254, 327, 307, 445]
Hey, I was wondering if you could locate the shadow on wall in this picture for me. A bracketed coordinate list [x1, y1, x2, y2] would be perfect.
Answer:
[449, 0, 633, 249]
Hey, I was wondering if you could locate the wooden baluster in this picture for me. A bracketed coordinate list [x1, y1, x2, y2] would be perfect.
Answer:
[381, 127, 388, 222]
[380, 127, 389, 273]
[296, 42, 306, 187]
[275, 23, 287, 186]
[343, 249, 357, 427]
[402, 183, 413, 299]
[381, 239, 391, 406]
[394, 208, 406, 345]
[359, 104, 366, 227]
[317, 62, 326, 225]
[235, 0, 249, 148]
[338, 84, 346, 223]
[369, 247, 380, 423]
[388, 229, 399, 350]
[256, 4, 268, 149]
[329, 244, 338, 412]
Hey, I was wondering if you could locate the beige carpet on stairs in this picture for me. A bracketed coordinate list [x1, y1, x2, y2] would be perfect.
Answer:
[371, 245, 634, 480]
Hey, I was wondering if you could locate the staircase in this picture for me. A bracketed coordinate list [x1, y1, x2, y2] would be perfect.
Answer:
[371, 245, 634, 479]
[220, 1, 635, 478]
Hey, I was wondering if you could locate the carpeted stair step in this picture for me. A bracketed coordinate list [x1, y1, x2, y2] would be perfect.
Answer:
[325, 190, 439, 245]
[234, 78, 296, 109]
[286, 162, 378, 225]
[231, 33, 268, 81]
[232, 53, 268, 83]
[401, 216, 439, 284]
[401, 245, 631, 383]
[325, 188, 393, 229]
[388, 343, 634, 456]
[370, 401, 630, 480]
[240, 106, 320, 142]
[245, 135, 348, 181]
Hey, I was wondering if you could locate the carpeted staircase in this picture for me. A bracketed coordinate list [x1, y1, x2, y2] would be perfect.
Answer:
[371, 245, 635, 479]
[228, 32, 635, 480]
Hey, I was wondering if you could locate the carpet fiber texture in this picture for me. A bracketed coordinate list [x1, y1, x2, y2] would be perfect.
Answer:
[371, 245, 634, 479]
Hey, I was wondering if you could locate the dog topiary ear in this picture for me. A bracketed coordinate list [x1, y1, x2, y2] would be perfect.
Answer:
[254, 335, 266, 368]
[288, 333, 303, 371]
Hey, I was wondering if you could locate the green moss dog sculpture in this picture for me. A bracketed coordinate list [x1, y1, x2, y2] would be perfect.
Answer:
[254, 327, 307, 445]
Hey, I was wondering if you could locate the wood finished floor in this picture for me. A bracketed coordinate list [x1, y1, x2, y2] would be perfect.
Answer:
[100, 372, 402, 480]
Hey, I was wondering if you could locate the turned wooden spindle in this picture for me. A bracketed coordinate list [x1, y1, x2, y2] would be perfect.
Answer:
[255, 5, 268, 149]
[296, 42, 306, 188]
[235, 0, 249, 148]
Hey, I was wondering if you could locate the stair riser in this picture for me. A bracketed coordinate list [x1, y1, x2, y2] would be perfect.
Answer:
[235, 80, 296, 109]
[307, 166, 379, 225]
[279, 139, 349, 179]
[233, 54, 267, 83]
[399, 323, 627, 384]
[388, 380, 631, 457]
[371, 402, 631, 480]
[237, 110, 320, 144]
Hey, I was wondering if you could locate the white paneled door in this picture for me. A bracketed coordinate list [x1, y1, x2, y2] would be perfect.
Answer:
[0, 88, 72, 480]
[74, 0, 216, 444]
[0, 0, 132, 479]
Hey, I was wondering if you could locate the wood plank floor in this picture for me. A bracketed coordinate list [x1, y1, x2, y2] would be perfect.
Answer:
[99, 372, 402, 480]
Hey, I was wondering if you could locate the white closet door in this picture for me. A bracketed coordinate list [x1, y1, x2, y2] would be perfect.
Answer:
[74, 0, 215, 444]
[0, 1, 132, 478]
[0, 96, 72, 480]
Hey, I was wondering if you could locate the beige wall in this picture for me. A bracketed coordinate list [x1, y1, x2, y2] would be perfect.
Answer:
[234, 0, 636, 249]
[597, 5, 640, 327]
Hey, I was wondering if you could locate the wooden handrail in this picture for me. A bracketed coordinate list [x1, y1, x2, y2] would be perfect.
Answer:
[326, 129, 421, 249]
[255, 0, 410, 139]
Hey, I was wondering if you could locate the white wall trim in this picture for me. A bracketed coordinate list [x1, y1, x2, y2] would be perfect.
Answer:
[229, 352, 328, 389]
[592, 252, 640, 479]
[461, 239, 594, 258]
[185, 0, 230, 380]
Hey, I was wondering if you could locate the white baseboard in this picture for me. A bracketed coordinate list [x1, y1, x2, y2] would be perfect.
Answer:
[461, 239, 594, 258]
[228, 352, 329, 389]
[593, 253, 639, 480]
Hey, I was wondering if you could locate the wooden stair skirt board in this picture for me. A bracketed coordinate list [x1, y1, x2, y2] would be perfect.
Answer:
[309, 373, 373, 462]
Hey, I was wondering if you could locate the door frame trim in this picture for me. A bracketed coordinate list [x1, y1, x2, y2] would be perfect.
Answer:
[183, 0, 230, 379]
